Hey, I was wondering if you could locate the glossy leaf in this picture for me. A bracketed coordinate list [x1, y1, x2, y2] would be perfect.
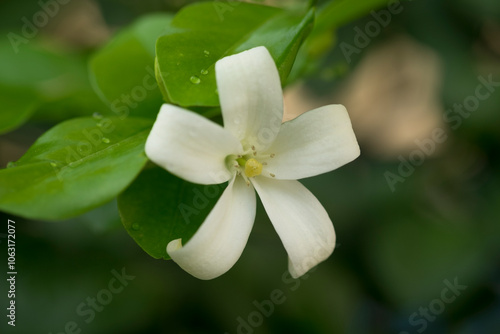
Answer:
[0, 117, 153, 220]
[118, 166, 225, 260]
[89, 14, 173, 119]
[155, 2, 314, 107]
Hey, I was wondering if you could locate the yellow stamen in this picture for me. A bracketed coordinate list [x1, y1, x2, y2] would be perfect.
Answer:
[244, 158, 263, 178]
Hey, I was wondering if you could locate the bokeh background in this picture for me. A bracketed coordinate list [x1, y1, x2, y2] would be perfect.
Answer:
[1, 0, 500, 333]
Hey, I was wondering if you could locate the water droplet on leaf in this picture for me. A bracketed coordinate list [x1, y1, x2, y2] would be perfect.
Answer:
[204, 50, 210, 57]
[190, 76, 201, 84]
[200, 69, 208, 75]
[132, 223, 140, 231]
[50, 162, 57, 167]
[102, 137, 110, 144]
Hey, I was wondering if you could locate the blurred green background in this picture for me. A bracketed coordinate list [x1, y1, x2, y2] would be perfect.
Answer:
[1, 0, 499, 333]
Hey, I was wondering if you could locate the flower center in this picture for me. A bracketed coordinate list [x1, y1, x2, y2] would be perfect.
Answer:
[225, 145, 276, 186]
[235, 157, 263, 177]
[244, 158, 263, 178]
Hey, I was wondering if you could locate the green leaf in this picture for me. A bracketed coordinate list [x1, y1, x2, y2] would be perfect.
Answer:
[315, 0, 392, 32]
[31, 54, 111, 124]
[0, 117, 153, 220]
[0, 40, 78, 133]
[155, 2, 314, 107]
[0, 40, 72, 86]
[118, 166, 224, 260]
[89, 14, 174, 119]
[289, 0, 396, 81]
[0, 85, 39, 134]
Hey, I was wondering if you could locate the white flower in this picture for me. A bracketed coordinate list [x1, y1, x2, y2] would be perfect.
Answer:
[145, 46, 360, 280]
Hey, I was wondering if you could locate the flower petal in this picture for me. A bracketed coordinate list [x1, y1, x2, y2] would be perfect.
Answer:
[263, 105, 360, 180]
[145, 104, 242, 185]
[252, 177, 335, 278]
[167, 176, 256, 280]
[216, 46, 283, 150]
